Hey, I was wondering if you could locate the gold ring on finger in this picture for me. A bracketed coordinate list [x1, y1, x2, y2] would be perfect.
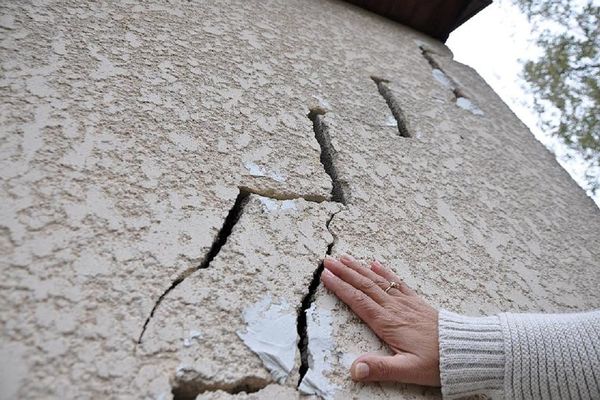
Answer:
[384, 281, 400, 294]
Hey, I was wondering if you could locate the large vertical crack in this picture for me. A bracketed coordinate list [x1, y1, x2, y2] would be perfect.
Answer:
[296, 210, 339, 386]
[307, 108, 349, 203]
[137, 189, 250, 344]
[370, 76, 411, 137]
[296, 109, 347, 386]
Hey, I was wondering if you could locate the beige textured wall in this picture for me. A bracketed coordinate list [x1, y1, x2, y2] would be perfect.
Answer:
[1, 1, 598, 399]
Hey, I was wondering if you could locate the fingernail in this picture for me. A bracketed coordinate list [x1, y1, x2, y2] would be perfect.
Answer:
[321, 269, 334, 280]
[340, 254, 355, 263]
[354, 362, 369, 379]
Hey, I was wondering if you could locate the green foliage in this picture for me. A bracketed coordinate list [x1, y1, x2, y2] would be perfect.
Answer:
[512, 0, 600, 193]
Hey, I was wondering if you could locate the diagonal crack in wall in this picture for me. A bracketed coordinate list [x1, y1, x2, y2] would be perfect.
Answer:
[137, 189, 251, 344]
[137, 184, 339, 345]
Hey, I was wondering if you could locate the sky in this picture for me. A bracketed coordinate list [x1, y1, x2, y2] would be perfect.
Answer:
[446, 0, 600, 208]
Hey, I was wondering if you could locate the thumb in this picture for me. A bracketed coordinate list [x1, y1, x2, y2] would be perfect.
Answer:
[350, 353, 415, 383]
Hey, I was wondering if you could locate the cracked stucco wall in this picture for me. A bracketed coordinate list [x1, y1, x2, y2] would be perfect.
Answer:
[1, 1, 599, 399]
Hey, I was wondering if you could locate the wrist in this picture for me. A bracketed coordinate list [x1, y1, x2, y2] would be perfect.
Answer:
[438, 310, 505, 399]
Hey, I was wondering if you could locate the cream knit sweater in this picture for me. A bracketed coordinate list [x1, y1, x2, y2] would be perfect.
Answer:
[438, 309, 600, 399]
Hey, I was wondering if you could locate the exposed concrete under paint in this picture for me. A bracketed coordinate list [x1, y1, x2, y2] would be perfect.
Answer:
[1, 1, 599, 399]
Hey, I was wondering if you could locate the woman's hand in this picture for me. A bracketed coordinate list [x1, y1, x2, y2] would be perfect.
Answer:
[320, 255, 440, 386]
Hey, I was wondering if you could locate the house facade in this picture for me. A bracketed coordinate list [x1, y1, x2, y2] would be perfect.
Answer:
[1, 1, 598, 399]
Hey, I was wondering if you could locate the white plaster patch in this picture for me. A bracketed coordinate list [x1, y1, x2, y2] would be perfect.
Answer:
[384, 115, 397, 127]
[243, 161, 285, 182]
[182, 329, 202, 347]
[432, 68, 454, 89]
[339, 352, 358, 369]
[237, 296, 298, 384]
[258, 197, 297, 212]
[456, 97, 484, 116]
[298, 305, 338, 400]
[244, 161, 264, 176]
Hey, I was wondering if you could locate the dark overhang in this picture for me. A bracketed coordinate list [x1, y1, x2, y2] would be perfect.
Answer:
[343, 0, 492, 42]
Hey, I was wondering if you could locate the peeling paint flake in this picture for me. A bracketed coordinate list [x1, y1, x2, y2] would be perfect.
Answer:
[237, 296, 298, 383]
[456, 97, 484, 116]
[182, 329, 202, 347]
[244, 161, 286, 182]
[258, 197, 297, 212]
[384, 115, 397, 127]
[432, 68, 454, 89]
[298, 305, 338, 400]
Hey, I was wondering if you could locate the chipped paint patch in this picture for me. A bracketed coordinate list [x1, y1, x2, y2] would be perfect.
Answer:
[432, 68, 454, 89]
[244, 161, 286, 182]
[456, 97, 484, 116]
[258, 197, 297, 212]
[182, 329, 202, 347]
[237, 296, 297, 383]
[339, 352, 358, 369]
[384, 115, 397, 127]
[298, 305, 338, 400]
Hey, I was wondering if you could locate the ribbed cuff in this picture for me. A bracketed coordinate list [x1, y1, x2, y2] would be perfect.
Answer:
[438, 310, 506, 399]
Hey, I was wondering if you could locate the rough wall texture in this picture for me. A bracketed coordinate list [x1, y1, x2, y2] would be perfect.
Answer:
[1, 1, 599, 399]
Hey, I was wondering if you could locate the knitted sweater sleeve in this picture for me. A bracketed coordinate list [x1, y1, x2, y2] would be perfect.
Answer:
[438, 309, 600, 399]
